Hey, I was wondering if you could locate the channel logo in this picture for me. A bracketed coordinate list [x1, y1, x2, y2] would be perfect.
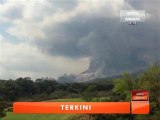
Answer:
[132, 90, 149, 101]
[131, 90, 150, 114]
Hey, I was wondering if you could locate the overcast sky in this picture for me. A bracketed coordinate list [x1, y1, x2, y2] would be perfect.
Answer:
[0, 0, 159, 80]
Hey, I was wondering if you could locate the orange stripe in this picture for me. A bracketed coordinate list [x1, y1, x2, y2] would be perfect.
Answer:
[13, 102, 130, 114]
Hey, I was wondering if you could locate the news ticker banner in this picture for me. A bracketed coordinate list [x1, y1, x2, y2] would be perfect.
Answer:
[13, 90, 149, 114]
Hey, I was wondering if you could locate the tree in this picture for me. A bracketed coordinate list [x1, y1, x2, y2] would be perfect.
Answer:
[138, 65, 160, 115]
[81, 85, 97, 102]
[113, 72, 134, 101]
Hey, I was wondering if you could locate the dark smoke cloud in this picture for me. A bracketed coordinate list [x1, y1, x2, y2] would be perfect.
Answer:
[36, 0, 160, 76]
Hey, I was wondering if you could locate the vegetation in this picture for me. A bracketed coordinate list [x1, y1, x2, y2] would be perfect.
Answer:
[0, 65, 160, 120]
[1, 112, 74, 120]
[95, 65, 160, 120]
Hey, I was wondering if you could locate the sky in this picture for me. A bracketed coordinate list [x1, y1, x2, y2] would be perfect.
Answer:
[0, 0, 159, 80]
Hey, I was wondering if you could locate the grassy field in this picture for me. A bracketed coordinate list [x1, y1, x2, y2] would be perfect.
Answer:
[1, 112, 74, 120]
[1, 98, 84, 120]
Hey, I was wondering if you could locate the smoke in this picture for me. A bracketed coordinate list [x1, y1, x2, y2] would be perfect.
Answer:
[34, 0, 159, 76]
[2, 0, 159, 78]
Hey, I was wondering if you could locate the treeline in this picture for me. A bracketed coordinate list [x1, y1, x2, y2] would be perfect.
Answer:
[0, 65, 160, 120]
[0, 76, 113, 118]
[0, 77, 113, 102]
[0, 76, 114, 118]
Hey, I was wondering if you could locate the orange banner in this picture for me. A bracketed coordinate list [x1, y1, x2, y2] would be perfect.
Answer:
[13, 102, 130, 114]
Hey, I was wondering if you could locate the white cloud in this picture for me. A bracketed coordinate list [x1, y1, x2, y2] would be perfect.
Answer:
[0, 34, 89, 79]
[1, 0, 130, 41]
[0, 0, 90, 79]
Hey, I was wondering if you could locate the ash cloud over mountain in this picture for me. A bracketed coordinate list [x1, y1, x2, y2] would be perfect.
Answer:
[36, 0, 159, 78]
[1, 0, 159, 80]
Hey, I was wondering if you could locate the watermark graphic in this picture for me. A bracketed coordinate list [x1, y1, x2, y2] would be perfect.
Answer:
[120, 10, 145, 25]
